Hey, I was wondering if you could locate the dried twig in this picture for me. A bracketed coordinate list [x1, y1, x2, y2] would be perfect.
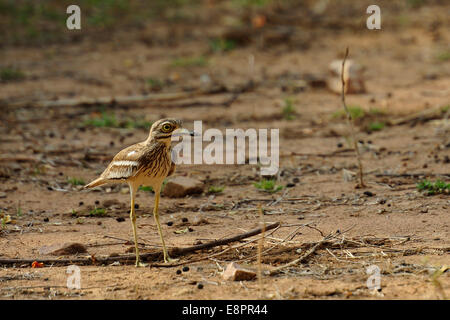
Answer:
[0, 222, 280, 267]
[341, 47, 365, 188]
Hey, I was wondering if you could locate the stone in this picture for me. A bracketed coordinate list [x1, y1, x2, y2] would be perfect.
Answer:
[163, 177, 203, 198]
[222, 262, 256, 281]
[327, 59, 366, 94]
[38, 242, 87, 256]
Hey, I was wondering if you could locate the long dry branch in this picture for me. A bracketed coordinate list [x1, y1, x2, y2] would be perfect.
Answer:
[0, 222, 280, 268]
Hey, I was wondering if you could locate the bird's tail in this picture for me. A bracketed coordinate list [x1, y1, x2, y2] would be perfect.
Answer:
[84, 177, 107, 189]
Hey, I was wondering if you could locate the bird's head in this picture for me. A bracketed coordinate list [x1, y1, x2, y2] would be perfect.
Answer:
[148, 118, 183, 142]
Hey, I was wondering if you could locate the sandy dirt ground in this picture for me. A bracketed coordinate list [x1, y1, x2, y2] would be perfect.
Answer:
[0, 1, 449, 299]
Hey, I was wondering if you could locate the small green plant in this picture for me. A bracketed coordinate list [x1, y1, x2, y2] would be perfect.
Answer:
[170, 56, 208, 68]
[83, 112, 118, 128]
[436, 51, 450, 62]
[254, 179, 283, 193]
[282, 98, 296, 120]
[139, 186, 154, 192]
[368, 121, 385, 131]
[0, 67, 25, 82]
[68, 177, 85, 186]
[333, 105, 365, 120]
[209, 38, 236, 52]
[146, 77, 163, 90]
[208, 186, 225, 194]
[89, 207, 106, 217]
[417, 180, 450, 195]
[124, 119, 153, 130]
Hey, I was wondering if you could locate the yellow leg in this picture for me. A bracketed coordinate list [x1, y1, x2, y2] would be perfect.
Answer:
[153, 190, 173, 263]
[130, 184, 147, 267]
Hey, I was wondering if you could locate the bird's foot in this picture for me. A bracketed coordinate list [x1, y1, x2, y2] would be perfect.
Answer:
[135, 260, 148, 268]
[164, 256, 178, 264]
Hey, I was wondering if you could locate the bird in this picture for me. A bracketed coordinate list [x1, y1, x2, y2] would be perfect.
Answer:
[84, 118, 192, 267]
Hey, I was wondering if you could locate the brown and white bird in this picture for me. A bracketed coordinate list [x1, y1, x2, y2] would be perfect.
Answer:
[84, 118, 192, 266]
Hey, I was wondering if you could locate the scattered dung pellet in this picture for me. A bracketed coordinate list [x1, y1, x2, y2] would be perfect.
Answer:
[182, 266, 189, 272]
[188, 227, 194, 232]
[182, 217, 188, 223]
[59, 172, 64, 176]
[97, 221, 102, 225]
[197, 283, 204, 289]
[116, 217, 125, 222]
[110, 141, 115, 147]
[47, 186, 53, 191]
[167, 221, 173, 226]
[43, 217, 49, 222]
[292, 177, 300, 183]
[95, 200, 100, 205]
[378, 199, 386, 204]
[286, 183, 295, 188]
[79, 201, 84, 206]
[176, 269, 182, 275]
[363, 191, 374, 197]
[134, 204, 139, 209]
[337, 143, 343, 148]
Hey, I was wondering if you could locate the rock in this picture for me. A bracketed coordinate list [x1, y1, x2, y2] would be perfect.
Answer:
[163, 177, 203, 198]
[222, 262, 256, 281]
[327, 59, 366, 94]
[38, 242, 87, 256]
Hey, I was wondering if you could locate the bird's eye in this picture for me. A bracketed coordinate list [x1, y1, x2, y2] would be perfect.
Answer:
[162, 123, 172, 132]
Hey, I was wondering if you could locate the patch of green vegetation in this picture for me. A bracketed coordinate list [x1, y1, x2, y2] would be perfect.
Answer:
[83, 112, 118, 128]
[82, 111, 151, 130]
[170, 56, 208, 68]
[333, 106, 385, 121]
[368, 121, 385, 131]
[124, 119, 153, 130]
[232, 0, 272, 8]
[0, 67, 25, 82]
[417, 180, 449, 195]
[333, 106, 365, 120]
[67, 177, 86, 186]
[406, 0, 424, 8]
[282, 98, 296, 120]
[254, 179, 283, 193]
[139, 186, 154, 192]
[208, 186, 225, 194]
[436, 51, 450, 62]
[209, 38, 237, 52]
[89, 207, 106, 217]
[146, 77, 164, 90]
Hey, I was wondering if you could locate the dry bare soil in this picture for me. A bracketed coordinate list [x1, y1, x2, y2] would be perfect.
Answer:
[0, 1, 449, 299]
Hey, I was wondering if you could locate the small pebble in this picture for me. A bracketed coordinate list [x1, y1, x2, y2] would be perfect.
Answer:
[363, 191, 374, 197]
[182, 266, 189, 272]
[197, 283, 204, 289]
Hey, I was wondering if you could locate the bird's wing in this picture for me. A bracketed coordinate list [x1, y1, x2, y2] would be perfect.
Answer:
[100, 143, 145, 181]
